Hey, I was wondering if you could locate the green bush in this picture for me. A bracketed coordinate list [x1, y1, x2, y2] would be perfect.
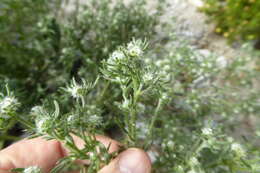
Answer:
[0, 0, 162, 106]
[1, 0, 260, 173]
[201, 0, 260, 42]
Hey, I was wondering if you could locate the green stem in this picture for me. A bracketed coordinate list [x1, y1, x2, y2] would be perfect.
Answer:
[97, 82, 110, 105]
[81, 96, 85, 107]
[0, 134, 21, 141]
[16, 116, 34, 130]
[129, 83, 143, 146]
[145, 99, 162, 149]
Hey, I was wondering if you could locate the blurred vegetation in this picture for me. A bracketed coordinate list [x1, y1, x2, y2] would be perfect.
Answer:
[0, 0, 162, 106]
[201, 0, 260, 43]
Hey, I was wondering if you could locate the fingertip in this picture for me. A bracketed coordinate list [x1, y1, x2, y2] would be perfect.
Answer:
[118, 148, 151, 173]
[99, 148, 151, 173]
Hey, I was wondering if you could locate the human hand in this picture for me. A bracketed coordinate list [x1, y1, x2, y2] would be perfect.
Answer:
[0, 136, 151, 173]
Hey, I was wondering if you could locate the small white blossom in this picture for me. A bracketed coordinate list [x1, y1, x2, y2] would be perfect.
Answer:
[143, 72, 154, 82]
[189, 157, 199, 166]
[67, 85, 83, 98]
[216, 56, 228, 68]
[112, 50, 125, 60]
[66, 78, 89, 98]
[231, 143, 246, 157]
[36, 117, 50, 134]
[31, 106, 45, 116]
[114, 76, 128, 84]
[163, 64, 171, 71]
[108, 50, 125, 65]
[23, 166, 41, 173]
[176, 165, 184, 172]
[122, 99, 131, 109]
[0, 96, 19, 115]
[144, 57, 152, 64]
[202, 127, 213, 136]
[176, 54, 182, 61]
[155, 59, 164, 66]
[167, 140, 175, 148]
[67, 115, 76, 122]
[127, 42, 143, 57]
[160, 92, 168, 101]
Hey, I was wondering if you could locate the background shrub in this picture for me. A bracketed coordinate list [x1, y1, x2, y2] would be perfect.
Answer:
[0, 0, 162, 107]
[201, 0, 260, 42]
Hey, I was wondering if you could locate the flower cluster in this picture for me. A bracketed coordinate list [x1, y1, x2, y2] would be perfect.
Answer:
[23, 166, 42, 173]
[0, 86, 20, 130]
[102, 39, 147, 84]
[65, 78, 95, 99]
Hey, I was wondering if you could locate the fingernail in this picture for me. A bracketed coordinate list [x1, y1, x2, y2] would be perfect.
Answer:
[118, 149, 149, 173]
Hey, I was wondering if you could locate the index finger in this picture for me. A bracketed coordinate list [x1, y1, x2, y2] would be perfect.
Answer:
[0, 135, 120, 173]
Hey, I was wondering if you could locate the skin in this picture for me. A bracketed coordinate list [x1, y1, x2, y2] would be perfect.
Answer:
[0, 135, 151, 173]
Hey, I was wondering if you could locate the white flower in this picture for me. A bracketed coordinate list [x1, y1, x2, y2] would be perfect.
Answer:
[216, 56, 228, 68]
[31, 106, 45, 116]
[231, 143, 246, 157]
[160, 92, 168, 101]
[122, 99, 131, 109]
[108, 50, 125, 65]
[112, 50, 125, 60]
[167, 140, 175, 148]
[155, 59, 164, 66]
[36, 117, 50, 134]
[202, 127, 213, 136]
[0, 96, 19, 115]
[23, 166, 41, 173]
[114, 76, 128, 84]
[143, 72, 154, 82]
[163, 65, 171, 71]
[176, 165, 184, 172]
[67, 85, 83, 98]
[189, 157, 199, 166]
[66, 78, 89, 98]
[127, 42, 143, 57]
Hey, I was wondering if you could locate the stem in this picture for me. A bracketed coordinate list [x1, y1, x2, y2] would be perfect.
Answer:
[129, 106, 137, 145]
[80, 96, 85, 107]
[16, 116, 35, 130]
[97, 82, 110, 105]
[129, 83, 143, 146]
[0, 135, 21, 141]
[145, 99, 162, 149]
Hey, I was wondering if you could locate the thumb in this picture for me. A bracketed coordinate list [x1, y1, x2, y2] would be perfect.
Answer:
[99, 148, 151, 173]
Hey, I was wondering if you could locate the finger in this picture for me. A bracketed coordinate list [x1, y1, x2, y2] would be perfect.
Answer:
[0, 138, 62, 173]
[98, 148, 151, 173]
[0, 135, 120, 173]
